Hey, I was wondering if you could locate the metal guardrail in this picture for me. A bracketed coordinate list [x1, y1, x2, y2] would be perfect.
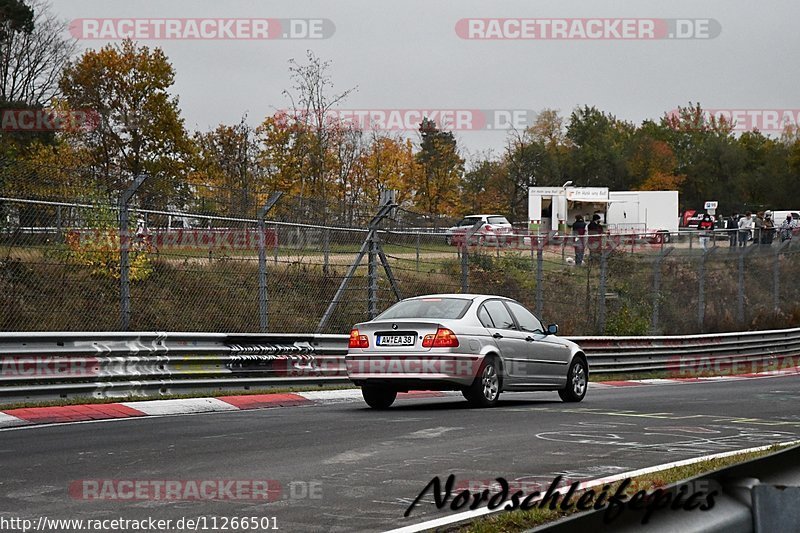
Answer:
[1, 327, 798, 403]
[530, 443, 800, 532]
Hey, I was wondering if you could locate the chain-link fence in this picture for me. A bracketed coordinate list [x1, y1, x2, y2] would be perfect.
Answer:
[2, 163, 800, 335]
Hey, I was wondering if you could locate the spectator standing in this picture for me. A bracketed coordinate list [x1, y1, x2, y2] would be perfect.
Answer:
[780, 215, 794, 243]
[587, 214, 603, 262]
[727, 213, 739, 247]
[753, 212, 764, 245]
[762, 212, 775, 245]
[699, 214, 714, 251]
[570, 214, 587, 266]
[738, 212, 753, 247]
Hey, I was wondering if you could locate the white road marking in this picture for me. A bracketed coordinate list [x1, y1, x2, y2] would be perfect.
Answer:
[119, 397, 238, 415]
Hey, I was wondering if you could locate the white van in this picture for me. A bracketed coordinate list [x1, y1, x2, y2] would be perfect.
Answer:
[771, 211, 800, 227]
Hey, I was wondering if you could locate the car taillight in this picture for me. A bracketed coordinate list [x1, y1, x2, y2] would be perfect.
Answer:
[422, 328, 459, 348]
[349, 329, 369, 349]
[484, 224, 493, 231]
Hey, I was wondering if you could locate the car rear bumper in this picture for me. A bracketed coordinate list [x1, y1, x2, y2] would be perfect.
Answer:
[345, 353, 482, 386]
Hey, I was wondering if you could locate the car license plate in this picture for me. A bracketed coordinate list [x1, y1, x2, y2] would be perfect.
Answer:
[377, 335, 414, 346]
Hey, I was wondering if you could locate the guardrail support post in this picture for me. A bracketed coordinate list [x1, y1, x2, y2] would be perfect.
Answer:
[258, 192, 284, 333]
[119, 173, 148, 331]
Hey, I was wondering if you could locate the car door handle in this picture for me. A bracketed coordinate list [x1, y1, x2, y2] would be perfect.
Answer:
[492, 333, 504, 339]
[525, 336, 535, 342]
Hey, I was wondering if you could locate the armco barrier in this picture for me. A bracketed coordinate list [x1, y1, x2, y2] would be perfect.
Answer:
[1, 327, 798, 403]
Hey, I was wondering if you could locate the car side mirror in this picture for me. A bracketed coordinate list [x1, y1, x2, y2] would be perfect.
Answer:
[547, 324, 559, 335]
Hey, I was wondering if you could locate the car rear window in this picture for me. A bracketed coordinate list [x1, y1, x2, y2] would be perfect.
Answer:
[487, 216, 510, 225]
[376, 298, 472, 320]
[459, 217, 482, 227]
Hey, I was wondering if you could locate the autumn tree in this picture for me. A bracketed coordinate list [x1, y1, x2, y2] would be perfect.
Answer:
[281, 50, 357, 215]
[59, 39, 192, 207]
[190, 117, 266, 216]
[412, 117, 464, 218]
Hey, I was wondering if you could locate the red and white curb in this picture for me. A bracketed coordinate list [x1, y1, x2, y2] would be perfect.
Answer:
[1, 366, 797, 430]
[0, 390, 450, 430]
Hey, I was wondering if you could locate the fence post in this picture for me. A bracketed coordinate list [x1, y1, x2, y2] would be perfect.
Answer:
[258, 193, 283, 333]
[597, 235, 608, 334]
[460, 241, 469, 293]
[368, 230, 379, 319]
[774, 244, 782, 313]
[119, 173, 148, 331]
[416, 232, 420, 272]
[698, 248, 709, 329]
[55, 205, 62, 239]
[273, 222, 278, 264]
[535, 236, 544, 318]
[316, 196, 397, 332]
[650, 248, 671, 335]
[737, 248, 746, 325]
[323, 228, 330, 276]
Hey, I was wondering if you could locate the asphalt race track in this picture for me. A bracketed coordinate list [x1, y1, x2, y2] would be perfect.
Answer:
[2, 376, 800, 532]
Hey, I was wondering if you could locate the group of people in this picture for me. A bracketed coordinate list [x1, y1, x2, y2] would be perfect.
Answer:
[570, 214, 603, 266]
[717, 211, 796, 248]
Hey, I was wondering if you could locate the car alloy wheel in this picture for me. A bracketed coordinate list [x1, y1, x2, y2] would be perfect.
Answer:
[559, 357, 588, 403]
[571, 363, 586, 397]
[482, 364, 499, 402]
[464, 358, 501, 407]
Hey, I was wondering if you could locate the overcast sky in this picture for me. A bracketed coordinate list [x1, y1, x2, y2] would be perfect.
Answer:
[49, 0, 800, 159]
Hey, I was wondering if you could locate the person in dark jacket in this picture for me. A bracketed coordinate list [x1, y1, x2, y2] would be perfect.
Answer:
[727, 213, 739, 247]
[570, 214, 587, 266]
[587, 214, 603, 262]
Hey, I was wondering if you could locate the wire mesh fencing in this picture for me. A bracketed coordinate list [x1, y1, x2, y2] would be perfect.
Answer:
[2, 161, 800, 334]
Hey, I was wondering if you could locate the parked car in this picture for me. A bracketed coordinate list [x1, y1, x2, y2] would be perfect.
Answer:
[445, 214, 513, 246]
[345, 294, 588, 409]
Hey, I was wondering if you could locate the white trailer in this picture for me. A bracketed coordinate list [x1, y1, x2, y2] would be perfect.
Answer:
[528, 187, 679, 242]
[605, 190, 679, 241]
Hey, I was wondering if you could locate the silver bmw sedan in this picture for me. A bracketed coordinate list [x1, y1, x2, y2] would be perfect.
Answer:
[345, 294, 588, 409]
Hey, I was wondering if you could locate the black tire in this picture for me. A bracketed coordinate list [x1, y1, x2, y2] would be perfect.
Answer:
[445, 235, 452, 246]
[662, 232, 671, 244]
[362, 386, 397, 409]
[463, 358, 501, 407]
[558, 357, 588, 402]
